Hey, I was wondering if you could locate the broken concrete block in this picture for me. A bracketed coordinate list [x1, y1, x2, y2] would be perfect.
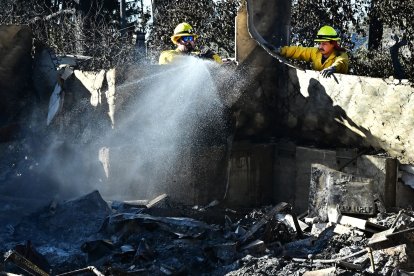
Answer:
[303, 267, 336, 276]
[311, 223, 328, 236]
[355, 155, 397, 208]
[333, 224, 364, 236]
[295, 147, 337, 213]
[338, 215, 386, 233]
[309, 164, 376, 221]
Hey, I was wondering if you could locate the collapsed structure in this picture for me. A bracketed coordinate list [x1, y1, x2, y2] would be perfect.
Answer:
[1, 0, 414, 275]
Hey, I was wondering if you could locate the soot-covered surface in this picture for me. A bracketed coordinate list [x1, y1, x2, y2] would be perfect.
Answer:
[1, 190, 414, 275]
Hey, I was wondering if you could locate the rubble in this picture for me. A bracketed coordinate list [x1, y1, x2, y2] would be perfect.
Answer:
[1, 189, 414, 275]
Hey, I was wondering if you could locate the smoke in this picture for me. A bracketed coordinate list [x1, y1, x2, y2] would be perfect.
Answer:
[13, 57, 244, 204]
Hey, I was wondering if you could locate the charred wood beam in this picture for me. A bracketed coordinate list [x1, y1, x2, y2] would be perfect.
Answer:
[368, 0, 383, 51]
[288, 207, 304, 239]
[3, 250, 49, 276]
[238, 202, 289, 244]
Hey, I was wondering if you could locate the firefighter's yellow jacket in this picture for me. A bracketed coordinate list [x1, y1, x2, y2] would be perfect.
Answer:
[159, 49, 222, 65]
[280, 46, 349, 74]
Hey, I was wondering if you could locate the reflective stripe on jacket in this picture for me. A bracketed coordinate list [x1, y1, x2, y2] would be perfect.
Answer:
[159, 49, 222, 65]
[280, 46, 349, 74]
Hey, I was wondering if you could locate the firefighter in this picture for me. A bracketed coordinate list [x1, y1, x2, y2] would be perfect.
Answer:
[278, 25, 349, 78]
[159, 22, 222, 65]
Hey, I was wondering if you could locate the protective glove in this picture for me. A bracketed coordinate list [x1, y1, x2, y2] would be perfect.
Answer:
[198, 47, 215, 60]
[321, 66, 336, 78]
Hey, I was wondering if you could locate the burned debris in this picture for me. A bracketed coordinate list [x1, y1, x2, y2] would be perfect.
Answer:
[2, 3, 414, 276]
[2, 185, 414, 275]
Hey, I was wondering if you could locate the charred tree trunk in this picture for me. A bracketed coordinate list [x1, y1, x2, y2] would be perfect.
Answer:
[120, 0, 126, 35]
[368, 0, 383, 50]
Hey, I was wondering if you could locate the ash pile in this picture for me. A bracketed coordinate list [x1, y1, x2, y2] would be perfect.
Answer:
[2, 186, 414, 276]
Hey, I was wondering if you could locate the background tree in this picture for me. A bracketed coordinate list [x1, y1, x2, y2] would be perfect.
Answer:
[0, 0, 151, 69]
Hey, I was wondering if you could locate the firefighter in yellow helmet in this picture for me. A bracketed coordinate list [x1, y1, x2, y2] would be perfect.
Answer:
[278, 25, 349, 77]
[159, 22, 222, 65]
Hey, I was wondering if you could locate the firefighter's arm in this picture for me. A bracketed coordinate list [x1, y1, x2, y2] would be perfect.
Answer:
[198, 47, 223, 64]
[280, 46, 315, 62]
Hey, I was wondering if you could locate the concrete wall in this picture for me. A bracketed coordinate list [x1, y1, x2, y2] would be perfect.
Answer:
[225, 142, 398, 213]
[285, 69, 414, 164]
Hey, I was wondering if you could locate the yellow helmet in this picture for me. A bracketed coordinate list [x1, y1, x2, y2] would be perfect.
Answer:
[314, 25, 340, 42]
[171, 22, 199, 45]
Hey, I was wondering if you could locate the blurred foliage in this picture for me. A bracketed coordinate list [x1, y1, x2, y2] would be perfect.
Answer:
[1, 0, 412, 79]
[0, 0, 150, 70]
[291, 0, 413, 82]
[147, 0, 241, 63]
[291, 0, 370, 49]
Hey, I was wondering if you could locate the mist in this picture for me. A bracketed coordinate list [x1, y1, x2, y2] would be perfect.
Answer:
[8, 57, 243, 204]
